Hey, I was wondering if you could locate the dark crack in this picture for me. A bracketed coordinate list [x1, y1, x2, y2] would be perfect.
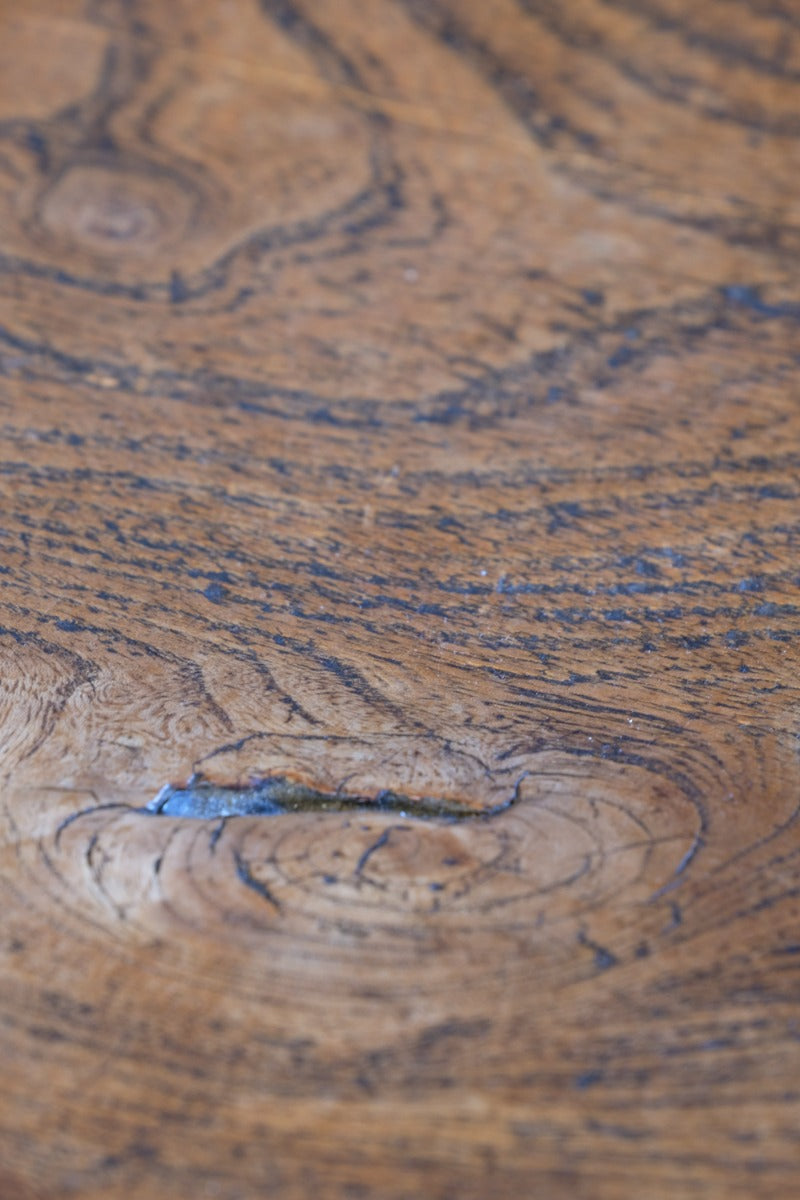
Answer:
[233, 849, 282, 912]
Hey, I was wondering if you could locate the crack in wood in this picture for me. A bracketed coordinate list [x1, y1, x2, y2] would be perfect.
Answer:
[144, 773, 517, 821]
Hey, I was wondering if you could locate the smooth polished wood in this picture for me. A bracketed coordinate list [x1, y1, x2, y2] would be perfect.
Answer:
[2, 2, 800, 1197]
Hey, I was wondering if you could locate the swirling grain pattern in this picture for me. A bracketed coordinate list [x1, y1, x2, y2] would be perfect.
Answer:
[1, 2, 800, 1197]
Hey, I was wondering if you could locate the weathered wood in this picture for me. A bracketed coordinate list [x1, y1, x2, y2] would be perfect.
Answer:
[1, 2, 800, 1197]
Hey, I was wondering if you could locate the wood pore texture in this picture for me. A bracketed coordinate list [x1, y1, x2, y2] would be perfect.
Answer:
[1, 1, 800, 1197]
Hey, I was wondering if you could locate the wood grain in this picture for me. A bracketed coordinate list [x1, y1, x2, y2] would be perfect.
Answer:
[1, 1, 800, 1197]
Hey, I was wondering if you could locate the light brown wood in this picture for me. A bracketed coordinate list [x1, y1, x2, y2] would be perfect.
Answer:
[2, 1, 800, 1197]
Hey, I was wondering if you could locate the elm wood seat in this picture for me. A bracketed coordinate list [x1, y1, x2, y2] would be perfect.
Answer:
[1, 2, 799, 1198]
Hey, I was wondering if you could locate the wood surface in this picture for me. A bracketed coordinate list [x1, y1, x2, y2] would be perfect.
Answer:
[1, 1, 800, 1197]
